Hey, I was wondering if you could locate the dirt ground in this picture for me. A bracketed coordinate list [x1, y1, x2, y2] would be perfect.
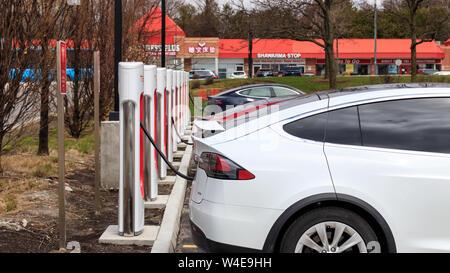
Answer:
[0, 156, 172, 253]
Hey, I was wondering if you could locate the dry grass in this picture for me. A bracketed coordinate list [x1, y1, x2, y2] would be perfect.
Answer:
[0, 117, 95, 216]
[3, 154, 58, 178]
[0, 174, 48, 215]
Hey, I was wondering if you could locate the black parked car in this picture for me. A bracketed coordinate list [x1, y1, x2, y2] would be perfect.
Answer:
[281, 68, 302, 77]
[207, 84, 305, 112]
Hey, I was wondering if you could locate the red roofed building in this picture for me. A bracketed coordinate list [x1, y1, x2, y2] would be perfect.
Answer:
[134, 7, 186, 55]
[136, 10, 446, 77]
[440, 39, 450, 71]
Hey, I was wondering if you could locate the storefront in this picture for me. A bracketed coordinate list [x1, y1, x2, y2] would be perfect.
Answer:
[136, 8, 446, 77]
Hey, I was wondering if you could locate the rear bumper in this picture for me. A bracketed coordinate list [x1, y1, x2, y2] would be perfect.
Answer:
[190, 220, 261, 253]
[189, 198, 282, 251]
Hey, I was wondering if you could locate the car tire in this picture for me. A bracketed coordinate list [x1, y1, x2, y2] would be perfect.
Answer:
[279, 207, 380, 253]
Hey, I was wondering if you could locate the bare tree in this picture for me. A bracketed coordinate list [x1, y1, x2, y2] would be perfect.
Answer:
[254, 0, 345, 88]
[63, 2, 95, 138]
[384, 0, 449, 81]
[0, 0, 39, 171]
[29, 0, 66, 155]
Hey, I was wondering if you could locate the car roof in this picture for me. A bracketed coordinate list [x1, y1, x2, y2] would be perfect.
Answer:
[212, 83, 302, 97]
[316, 82, 450, 99]
[274, 83, 450, 117]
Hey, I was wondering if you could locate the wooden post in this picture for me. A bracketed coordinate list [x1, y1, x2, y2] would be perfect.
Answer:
[94, 51, 101, 215]
[56, 41, 67, 250]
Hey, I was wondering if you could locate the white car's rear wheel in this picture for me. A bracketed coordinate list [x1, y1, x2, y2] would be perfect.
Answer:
[280, 207, 379, 253]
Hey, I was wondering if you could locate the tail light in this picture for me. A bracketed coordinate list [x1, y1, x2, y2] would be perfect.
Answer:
[198, 152, 255, 180]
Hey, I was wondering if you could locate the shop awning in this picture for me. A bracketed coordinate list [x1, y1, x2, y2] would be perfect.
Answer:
[334, 39, 444, 59]
[219, 38, 444, 59]
[219, 39, 323, 59]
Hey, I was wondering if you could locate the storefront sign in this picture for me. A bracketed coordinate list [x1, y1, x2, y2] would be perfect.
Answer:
[188, 42, 216, 54]
[378, 59, 441, 64]
[146, 44, 180, 56]
[255, 58, 306, 64]
[346, 64, 354, 73]
[257, 53, 302, 59]
[317, 59, 371, 64]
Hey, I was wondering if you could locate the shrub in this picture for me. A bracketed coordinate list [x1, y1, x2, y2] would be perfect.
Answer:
[205, 77, 214, 85]
[32, 164, 53, 177]
[191, 80, 201, 89]
[382, 75, 393, 84]
[193, 74, 200, 80]
[76, 134, 94, 154]
[5, 195, 17, 212]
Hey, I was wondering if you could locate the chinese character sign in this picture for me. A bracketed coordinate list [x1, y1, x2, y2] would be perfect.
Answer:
[188, 42, 216, 55]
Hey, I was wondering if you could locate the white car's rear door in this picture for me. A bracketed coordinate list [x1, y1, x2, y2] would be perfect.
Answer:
[324, 97, 450, 252]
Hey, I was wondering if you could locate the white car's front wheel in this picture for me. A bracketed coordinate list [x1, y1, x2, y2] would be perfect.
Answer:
[280, 207, 380, 253]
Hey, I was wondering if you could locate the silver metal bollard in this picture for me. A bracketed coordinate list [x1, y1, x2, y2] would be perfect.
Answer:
[118, 62, 145, 236]
[156, 68, 167, 179]
[166, 69, 173, 163]
[143, 65, 157, 201]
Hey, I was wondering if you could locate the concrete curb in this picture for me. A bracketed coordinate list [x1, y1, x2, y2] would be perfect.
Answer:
[151, 143, 193, 253]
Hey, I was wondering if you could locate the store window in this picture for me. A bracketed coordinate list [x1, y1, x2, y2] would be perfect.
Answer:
[356, 64, 369, 75]
[316, 64, 325, 76]
[235, 64, 244, 71]
[339, 64, 346, 74]
[377, 64, 389, 75]
[218, 68, 227, 79]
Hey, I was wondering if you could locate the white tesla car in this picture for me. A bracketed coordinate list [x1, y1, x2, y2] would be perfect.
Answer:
[189, 83, 450, 253]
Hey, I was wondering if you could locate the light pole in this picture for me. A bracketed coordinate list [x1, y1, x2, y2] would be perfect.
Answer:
[110, 0, 122, 121]
[374, 0, 378, 75]
[161, 0, 166, 67]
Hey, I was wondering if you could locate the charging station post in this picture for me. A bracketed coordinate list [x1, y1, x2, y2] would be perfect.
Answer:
[166, 70, 173, 163]
[143, 65, 157, 201]
[156, 68, 167, 179]
[176, 71, 182, 141]
[184, 72, 191, 127]
[118, 62, 145, 237]
[56, 40, 67, 250]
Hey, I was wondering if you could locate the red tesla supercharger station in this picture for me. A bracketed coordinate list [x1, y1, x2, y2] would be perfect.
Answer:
[112, 62, 190, 239]
[176, 71, 182, 143]
[143, 65, 158, 202]
[156, 68, 167, 179]
[118, 62, 145, 236]
[166, 69, 174, 163]
[172, 72, 178, 153]
[184, 72, 189, 132]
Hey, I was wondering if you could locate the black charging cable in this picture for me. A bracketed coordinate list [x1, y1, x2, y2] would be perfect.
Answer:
[140, 121, 194, 181]
[171, 117, 194, 145]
